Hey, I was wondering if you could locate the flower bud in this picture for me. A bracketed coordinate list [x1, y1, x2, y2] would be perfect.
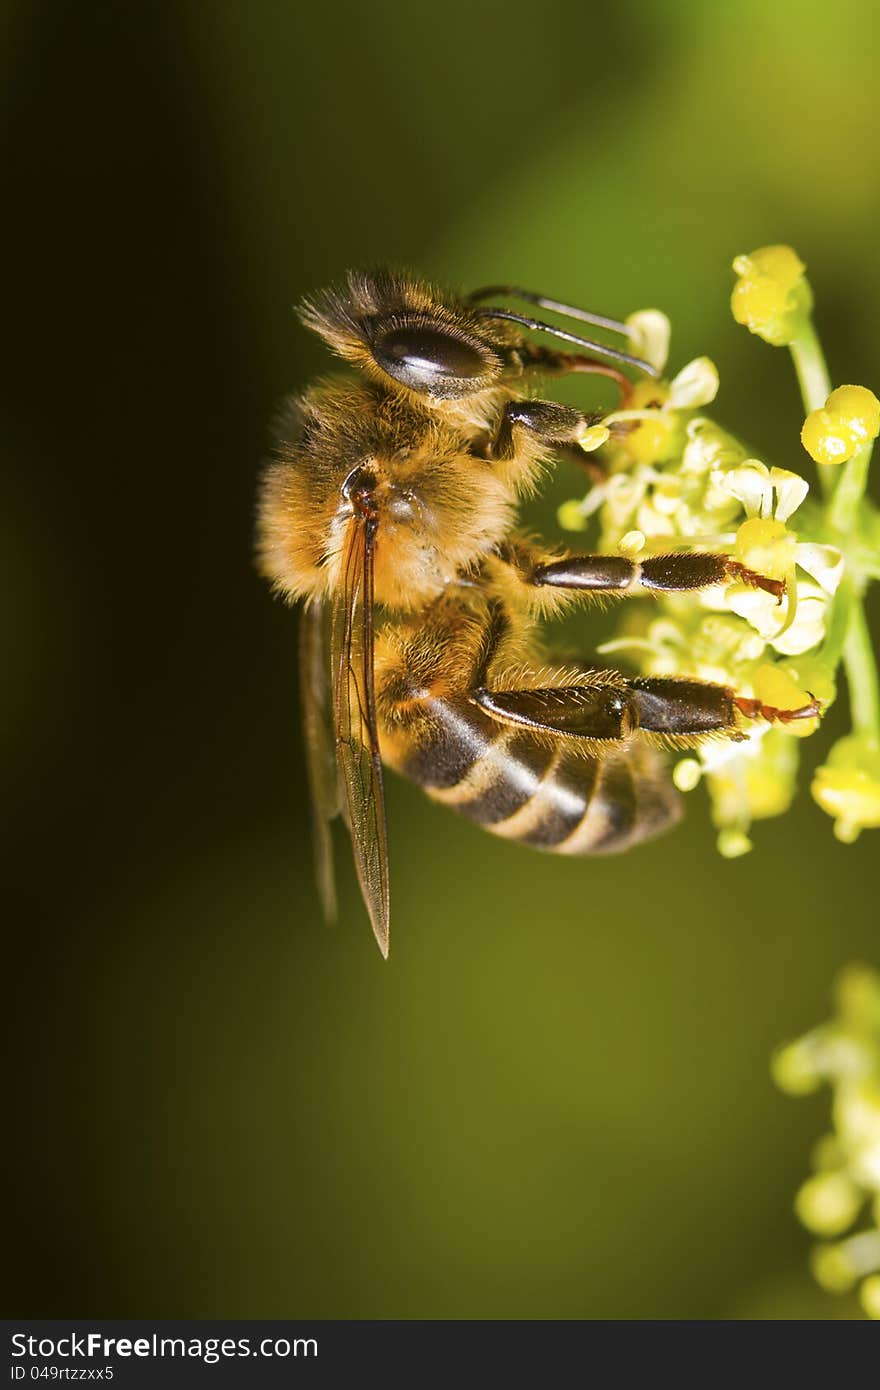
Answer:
[861, 1274, 880, 1319]
[812, 735, 880, 842]
[717, 827, 752, 858]
[672, 758, 702, 792]
[801, 385, 880, 466]
[810, 1242, 858, 1293]
[626, 309, 670, 373]
[667, 356, 719, 410]
[795, 1172, 863, 1236]
[731, 245, 812, 346]
[557, 499, 589, 532]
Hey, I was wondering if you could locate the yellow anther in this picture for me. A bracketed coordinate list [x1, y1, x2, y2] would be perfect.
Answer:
[619, 529, 646, 556]
[577, 423, 610, 453]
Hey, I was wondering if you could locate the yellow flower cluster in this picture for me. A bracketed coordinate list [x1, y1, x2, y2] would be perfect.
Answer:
[559, 244, 878, 857]
[773, 966, 880, 1319]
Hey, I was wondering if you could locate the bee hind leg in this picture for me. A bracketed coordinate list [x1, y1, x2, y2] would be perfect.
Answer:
[471, 681, 638, 745]
[627, 675, 820, 740]
[471, 672, 821, 746]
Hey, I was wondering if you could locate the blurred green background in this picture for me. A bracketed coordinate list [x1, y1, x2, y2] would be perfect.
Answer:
[4, 0, 879, 1319]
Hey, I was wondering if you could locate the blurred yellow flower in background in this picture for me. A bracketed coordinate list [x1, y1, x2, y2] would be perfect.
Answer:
[774, 966, 880, 1318]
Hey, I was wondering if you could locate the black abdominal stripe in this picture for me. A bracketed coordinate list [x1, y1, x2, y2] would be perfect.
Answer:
[400, 697, 680, 855]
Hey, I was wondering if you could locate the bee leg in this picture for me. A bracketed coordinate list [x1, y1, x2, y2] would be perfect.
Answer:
[472, 674, 821, 745]
[490, 399, 605, 463]
[517, 343, 634, 401]
[531, 551, 785, 601]
[471, 682, 637, 743]
[626, 675, 820, 738]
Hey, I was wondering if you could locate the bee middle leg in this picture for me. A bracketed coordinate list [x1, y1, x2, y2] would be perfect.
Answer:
[531, 550, 786, 601]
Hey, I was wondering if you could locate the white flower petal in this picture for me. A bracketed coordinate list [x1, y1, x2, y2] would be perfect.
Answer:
[770, 617, 828, 655]
[683, 418, 747, 474]
[795, 542, 845, 594]
[667, 356, 720, 410]
[768, 592, 830, 655]
[696, 583, 733, 611]
[725, 585, 782, 636]
[626, 309, 670, 373]
[636, 501, 676, 537]
[769, 467, 809, 522]
[714, 460, 770, 517]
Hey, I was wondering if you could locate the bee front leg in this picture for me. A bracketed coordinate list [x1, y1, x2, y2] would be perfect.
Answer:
[517, 343, 635, 401]
[492, 397, 606, 472]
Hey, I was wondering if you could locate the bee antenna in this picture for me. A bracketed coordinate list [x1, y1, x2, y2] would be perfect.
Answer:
[468, 285, 632, 338]
[473, 307, 660, 378]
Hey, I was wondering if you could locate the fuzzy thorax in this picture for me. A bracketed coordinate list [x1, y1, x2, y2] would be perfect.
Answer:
[257, 379, 521, 611]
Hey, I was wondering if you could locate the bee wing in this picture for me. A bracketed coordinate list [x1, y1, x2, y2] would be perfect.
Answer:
[330, 518, 391, 957]
[299, 599, 339, 924]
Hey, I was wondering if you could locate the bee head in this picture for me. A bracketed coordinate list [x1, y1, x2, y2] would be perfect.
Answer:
[298, 269, 516, 402]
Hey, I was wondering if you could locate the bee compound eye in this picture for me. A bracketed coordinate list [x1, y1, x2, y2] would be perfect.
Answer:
[373, 325, 490, 390]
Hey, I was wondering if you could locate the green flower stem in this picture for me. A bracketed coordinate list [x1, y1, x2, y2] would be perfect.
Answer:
[791, 314, 880, 748]
[790, 321, 831, 409]
[843, 602, 880, 745]
[820, 573, 854, 673]
[789, 321, 835, 501]
[828, 445, 873, 535]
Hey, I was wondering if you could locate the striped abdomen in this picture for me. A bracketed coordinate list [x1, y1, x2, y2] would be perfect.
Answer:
[391, 695, 681, 855]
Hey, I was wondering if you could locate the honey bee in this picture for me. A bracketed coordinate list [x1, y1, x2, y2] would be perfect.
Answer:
[258, 269, 818, 956]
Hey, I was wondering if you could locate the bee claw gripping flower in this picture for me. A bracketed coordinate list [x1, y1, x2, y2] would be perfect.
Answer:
[560, 246, 879, 857]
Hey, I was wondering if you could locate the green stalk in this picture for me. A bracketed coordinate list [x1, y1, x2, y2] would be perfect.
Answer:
[828, 446, 873, 535]
[789, 322, 834, 501]
[789, 321, 831, 413]
[843, 603, 880, 746]
[791, 313, 879, 746]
